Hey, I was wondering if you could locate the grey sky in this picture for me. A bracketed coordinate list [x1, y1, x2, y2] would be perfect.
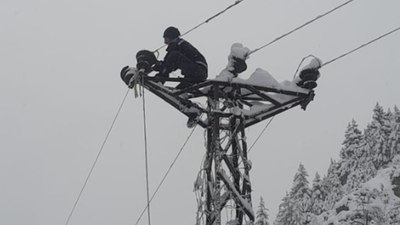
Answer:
[1, 0, 399, 224]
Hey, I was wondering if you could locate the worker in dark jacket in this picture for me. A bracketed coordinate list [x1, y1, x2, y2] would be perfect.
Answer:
[154, 26, 208, 89]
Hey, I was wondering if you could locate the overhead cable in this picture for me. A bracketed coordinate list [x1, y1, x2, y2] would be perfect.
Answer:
[141, 76, 151, 225]
[247, 0, 355, 56]
[322, 26, 400, 67]
[153, 0, 246, 53]
[248, 26, 400, 155]
[134, 122, 199, 225]
[64, 89, 130, 225]
[248, 116, 275, 153]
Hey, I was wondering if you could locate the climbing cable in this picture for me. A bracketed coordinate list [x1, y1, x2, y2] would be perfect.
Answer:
[321, 26, 400, 68]
[64, 88, 130, 225]
[141, 76, 152, 225]
[134, 121, 199, 225]
[247, 0, 355, 56]
[153, 0, 246, 53]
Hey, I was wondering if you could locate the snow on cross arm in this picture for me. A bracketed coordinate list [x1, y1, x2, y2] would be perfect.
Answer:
[215, 43, 311, 94]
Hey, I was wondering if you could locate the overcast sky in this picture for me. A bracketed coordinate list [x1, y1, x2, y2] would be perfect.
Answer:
[1, 0, 400, 225]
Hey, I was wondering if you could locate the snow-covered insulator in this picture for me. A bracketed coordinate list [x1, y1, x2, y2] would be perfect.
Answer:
[230, 57, 247, 75]
[136, 50, 157, 73]
[296, 57, 322, 90]
[297, 68, 320, 89]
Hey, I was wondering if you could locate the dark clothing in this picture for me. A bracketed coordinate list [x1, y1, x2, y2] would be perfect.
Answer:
[157, 38, 207, 88]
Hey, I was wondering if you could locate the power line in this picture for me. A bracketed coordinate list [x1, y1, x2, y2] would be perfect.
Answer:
[64, 88, 130, 225]
[181, 0, 245, 37]
[153, 0, 246, 53]
[248, 116, 275, 153]
[247, 26, 400, 155]
[247, 0, 355, 56]
[322, 26, 400, 68]
[141, 77, 151, 225]
[134, 123, 199, 225]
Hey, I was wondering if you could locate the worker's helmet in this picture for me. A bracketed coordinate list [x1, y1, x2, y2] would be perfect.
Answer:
[163, 26, 180, 39]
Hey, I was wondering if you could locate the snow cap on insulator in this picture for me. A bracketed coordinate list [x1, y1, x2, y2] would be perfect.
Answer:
[295, 57, 322, 90]
[229, 43, 250, 75]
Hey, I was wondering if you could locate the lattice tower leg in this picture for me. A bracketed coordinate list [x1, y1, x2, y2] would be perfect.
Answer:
[195, 85, 254, 225]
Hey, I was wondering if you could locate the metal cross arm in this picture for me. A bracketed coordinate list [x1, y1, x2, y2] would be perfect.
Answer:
[121, 61, 319, 225]
[139, 76, 315, 129]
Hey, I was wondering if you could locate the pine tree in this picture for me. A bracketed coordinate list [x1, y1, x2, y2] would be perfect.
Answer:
[344, 123, 373, 191]
[383, 109, 394, 161]
[275, 165, 311, 225]
[340, 119, 363, 159]
[321, 160, 343, 211]
[275, 104, 400, 225]
[255, 197, 270, 225]
[274, 192, 294, 225]
[352, 143, 376, 185]
[337, 119, 364, 190]
[388, 106, 400, 158]
[310, 172, 325, 215]
[290, 163, 311, 225]
[365, 103, 391, 168]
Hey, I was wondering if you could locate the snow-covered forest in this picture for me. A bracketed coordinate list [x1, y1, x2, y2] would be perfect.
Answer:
[272, 103, 400, 225]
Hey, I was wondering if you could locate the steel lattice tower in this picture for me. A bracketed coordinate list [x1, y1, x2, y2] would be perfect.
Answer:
[131, 73, 316, 225]
[122, 47, 319, 225]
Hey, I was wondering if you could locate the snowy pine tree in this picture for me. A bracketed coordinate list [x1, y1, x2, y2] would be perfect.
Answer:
[274, 104, 400, 225]
[351, 143, 376, 186]
[335, 119, 364, 191]
[290, 163, 312, 224]
[274, 192, 294, 225]
[321, 160, 343, 211]
[383, 109, 394, 162]
[340, 119, 363, 159]
[388, 106, 400, 158]
[310, 173, 325, 215]
[255, 197, 270, 225]
[365, 103, 392, 168]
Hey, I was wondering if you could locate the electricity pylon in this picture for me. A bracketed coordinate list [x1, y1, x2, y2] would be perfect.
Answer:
[121, 50, 319, 225]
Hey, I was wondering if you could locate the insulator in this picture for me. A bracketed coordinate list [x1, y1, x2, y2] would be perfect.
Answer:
[120, 66, 132, 85]
[136, 50, 157, 73]
[298, 68, 320, 89]
[231, 57, 247, 75]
